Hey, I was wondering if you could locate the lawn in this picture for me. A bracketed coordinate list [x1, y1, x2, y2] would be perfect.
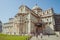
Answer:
[0, 34, 29, 40]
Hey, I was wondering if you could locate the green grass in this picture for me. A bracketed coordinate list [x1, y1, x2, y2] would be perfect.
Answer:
[0, 34, 29, 40]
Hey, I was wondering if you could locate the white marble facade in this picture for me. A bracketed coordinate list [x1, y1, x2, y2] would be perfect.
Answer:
[2, 5, 55, 35]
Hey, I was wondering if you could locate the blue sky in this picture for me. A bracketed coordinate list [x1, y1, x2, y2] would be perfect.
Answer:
[0, 0, 60, 23]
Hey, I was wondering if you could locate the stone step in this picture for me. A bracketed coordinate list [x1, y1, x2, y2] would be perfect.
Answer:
[30, 35, 60, 40]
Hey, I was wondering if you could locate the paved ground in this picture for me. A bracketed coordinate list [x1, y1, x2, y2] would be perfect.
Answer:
[30, 35, 60, 40]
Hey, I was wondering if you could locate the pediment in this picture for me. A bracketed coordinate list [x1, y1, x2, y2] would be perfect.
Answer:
[18, 5, 31, 13]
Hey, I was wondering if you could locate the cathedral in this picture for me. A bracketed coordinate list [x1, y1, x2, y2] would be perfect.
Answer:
[2, 5, 60, 35]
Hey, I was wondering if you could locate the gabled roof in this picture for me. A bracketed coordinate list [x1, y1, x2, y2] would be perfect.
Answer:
[18, 5, 32, 13]
[19, 5, 31, 10]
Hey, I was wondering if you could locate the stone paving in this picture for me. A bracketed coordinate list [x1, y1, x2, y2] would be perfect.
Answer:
[30, 35, 60, 40]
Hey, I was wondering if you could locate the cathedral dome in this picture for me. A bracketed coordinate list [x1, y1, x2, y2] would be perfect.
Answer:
[32, 4, 42, 10]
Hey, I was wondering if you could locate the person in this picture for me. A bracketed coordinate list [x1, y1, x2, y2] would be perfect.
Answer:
[40, 33, 43, 38]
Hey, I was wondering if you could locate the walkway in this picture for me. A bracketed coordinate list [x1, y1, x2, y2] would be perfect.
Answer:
[30, 35, 60, 40]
